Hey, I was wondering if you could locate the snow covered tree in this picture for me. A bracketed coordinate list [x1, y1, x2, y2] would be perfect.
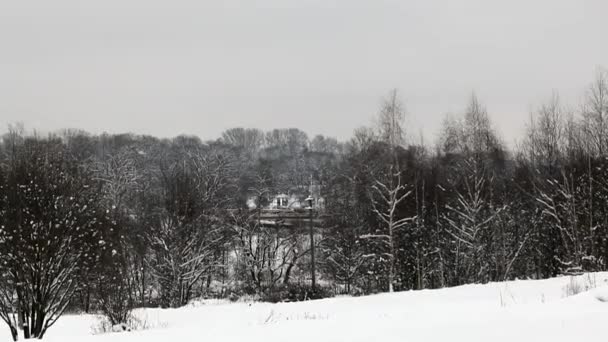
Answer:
[91, 151, 142, 325]
[148, 145, 233, 307]
[367, 170, 414, 292]
[231, 210, 306, 294]
[0, 137, 107, 340]
[439, 95, 505, 284]
[230, 167, 310, 295]
[322, 227, 366, 294]
[230, 172, 301, 293]
[322, 170, 368, 294]
[535, 171, 584, 274]
[363, 90, 416, 292]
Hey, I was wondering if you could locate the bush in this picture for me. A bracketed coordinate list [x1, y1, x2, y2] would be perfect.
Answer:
[562, 274, 597, 298]
[91, 316, 133, 335]
[91, 313, 168, 335]
[96, 272, 136, 327]
[261, 284, 333, 303]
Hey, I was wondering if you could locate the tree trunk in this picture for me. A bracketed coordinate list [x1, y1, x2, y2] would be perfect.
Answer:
[388, 220, 395, 293]
[283, 255, 298, 285]
[9, 325, 18, 342]
[141, 258, 146, 308]
[85, 286, 91, 313]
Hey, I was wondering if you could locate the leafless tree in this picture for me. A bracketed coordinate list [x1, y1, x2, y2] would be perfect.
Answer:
[90, 151, 142, 322]
[441, 94, 505, 284]
[0, 138, 104, 340]
[524, 93, 566, 168]
[221, 128, 265, 156]
[366, 171, 415, 292]
[582, 68, 608, 156]
[535, 170, 583, 273]
[230, 209, 310, 294]
[148, 148, 233, 307]
[365, 90, 415, 292]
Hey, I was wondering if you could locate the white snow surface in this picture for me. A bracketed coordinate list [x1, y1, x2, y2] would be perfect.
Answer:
[7, 273, 608, 341]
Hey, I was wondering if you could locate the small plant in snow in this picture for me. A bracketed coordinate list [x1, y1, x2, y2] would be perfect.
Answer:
[91, 313, 168, 335]
[498, 284, 517, 307]
[562, 274, 597, 298]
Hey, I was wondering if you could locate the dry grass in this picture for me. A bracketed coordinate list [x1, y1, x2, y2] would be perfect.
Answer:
[562, 274, 597, 298]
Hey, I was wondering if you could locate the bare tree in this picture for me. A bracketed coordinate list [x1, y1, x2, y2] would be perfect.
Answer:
[148, 147, 233, 307]
[0, 138, 105, 340]
[366, 171, 415, 292]
[441, 95, 505, 284]
[524, 93, 566, 168]
[377, 89, 407, 150]
[582, 68, 608, 156]
[230, 209, 309, 294]
[443, 157, 502, 283]
[221, 128, 265, 157]
[535, 171, 583, 274]
[90, 151, 142, 323]
[364, 90, 415, 292]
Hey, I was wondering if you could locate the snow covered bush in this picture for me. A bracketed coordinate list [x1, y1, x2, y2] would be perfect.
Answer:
[91, 312, 168, 335]
[95, 266, 136, 329]
[0, 137, 113, 340]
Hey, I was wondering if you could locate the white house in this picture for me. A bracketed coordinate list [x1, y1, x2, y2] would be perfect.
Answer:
[247, 181, 324, 211]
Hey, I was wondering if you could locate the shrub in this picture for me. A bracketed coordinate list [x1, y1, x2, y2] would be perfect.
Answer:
[91, 313, 168, 335]
[261, 284, 333, 303]
[562, 274, 597, 298]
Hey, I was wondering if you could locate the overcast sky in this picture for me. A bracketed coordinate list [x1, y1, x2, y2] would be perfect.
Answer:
[1, 0, 607, 146]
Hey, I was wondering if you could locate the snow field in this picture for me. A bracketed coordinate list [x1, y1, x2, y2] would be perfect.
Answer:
[6, 273, 607, 342]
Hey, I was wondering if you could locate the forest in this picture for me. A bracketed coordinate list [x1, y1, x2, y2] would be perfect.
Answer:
[0, 68, 607, 340]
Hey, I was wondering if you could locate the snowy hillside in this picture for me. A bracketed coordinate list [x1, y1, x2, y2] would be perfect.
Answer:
[8, 273, 608, 342]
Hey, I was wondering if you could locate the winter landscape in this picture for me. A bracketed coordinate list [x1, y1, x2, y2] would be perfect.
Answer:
[2, 1, 608, 341]
[1, 273, 607, 342]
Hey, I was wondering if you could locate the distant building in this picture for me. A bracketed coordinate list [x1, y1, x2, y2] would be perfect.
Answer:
[247, 180, 324, 211]
[268, 193, 300, 209]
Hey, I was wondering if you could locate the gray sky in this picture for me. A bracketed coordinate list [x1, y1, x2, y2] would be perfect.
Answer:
[1, 0, 607, 146]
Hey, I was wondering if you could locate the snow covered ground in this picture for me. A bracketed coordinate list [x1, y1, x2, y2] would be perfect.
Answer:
[6, 273, 608, 342]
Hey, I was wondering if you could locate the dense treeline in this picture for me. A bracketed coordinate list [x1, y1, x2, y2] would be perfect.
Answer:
[0, 69, 607, 339]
